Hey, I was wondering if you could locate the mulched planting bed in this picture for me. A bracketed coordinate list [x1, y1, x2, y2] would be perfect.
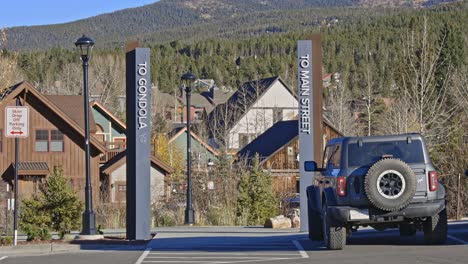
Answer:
[16, 235, 152, 246]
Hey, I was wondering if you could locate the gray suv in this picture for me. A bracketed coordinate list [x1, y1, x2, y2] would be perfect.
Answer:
[306, 134, 447, 250]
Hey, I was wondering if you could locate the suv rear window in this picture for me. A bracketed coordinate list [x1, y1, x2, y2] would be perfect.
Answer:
[347, 140, 425, 167]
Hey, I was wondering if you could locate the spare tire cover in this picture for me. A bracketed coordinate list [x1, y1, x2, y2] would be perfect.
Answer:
[364, 158, 417, 211]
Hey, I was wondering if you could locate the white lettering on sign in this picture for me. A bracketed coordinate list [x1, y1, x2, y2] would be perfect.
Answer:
[137, 62, 148, 130]
[299, 54, 311, 134]
[5, 106, 29, 138]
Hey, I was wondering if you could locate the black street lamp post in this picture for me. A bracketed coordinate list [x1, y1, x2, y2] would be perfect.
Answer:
[181, 72, 196, 225]
[75, 35, 96, 235]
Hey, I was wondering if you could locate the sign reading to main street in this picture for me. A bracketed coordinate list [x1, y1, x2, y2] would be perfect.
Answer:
[298, 40, 314, 232]
[5, 106, 29, 138]
[297, 36, 324, 232]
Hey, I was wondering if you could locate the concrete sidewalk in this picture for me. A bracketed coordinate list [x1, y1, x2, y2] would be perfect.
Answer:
[0, 242, 148, 257]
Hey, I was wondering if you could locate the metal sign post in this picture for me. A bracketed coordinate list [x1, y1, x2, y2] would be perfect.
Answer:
[126, 46, 152, 240]
[5, 99, 29, 246]
[298, 36, 324, 232]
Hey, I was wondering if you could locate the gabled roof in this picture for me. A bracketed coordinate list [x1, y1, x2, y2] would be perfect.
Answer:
[208, 76, 292, 134]
[47, 95, 97, 133]
[237, 117, 343, 165]
[201, 88, 235, 106]
[0, 82, 106, 153]
[91, 101, 127, 131]
[168, 126, 220, 156]
[180, 91, 216, 113]
[237, 120, 298, 165]
[191, 93, 215, 112]
[16, 161, 50, 176]
[100, 150, 174, 175]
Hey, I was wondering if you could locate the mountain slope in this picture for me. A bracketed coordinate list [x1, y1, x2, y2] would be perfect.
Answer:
[4, 0, 458, 51]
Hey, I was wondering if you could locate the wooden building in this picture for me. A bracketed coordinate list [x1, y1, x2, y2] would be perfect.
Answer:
[207, 76, 299, 150]
[237, 118, 343, 197]
[0, 82, 106, 203]
[167, 127, 219, 166]
[90, 101, 127, 164]
[100, 151, 174, 203]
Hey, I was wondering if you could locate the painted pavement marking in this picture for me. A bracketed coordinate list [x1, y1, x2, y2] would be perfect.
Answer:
[448, 235, 468, 245]
[139, 238, 306, 264]
[292, 239, 309, 258]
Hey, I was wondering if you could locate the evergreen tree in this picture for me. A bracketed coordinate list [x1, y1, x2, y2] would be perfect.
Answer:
[41, 166, 83, 237]
[236, 166, 251, 225]
[20, 166, 83, 239]
[247, 155, 278, 225]
[435, 22, 465, 91]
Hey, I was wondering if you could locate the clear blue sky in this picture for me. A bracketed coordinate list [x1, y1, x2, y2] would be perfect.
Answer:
[1, 0, 159, 28]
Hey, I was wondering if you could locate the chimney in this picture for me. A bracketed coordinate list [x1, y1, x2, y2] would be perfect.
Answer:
[117, 96, 126, 112]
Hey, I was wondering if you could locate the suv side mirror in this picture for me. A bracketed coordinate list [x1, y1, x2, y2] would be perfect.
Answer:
[305, 161, 320, 172]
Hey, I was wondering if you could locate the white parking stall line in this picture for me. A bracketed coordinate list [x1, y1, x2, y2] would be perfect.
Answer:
[140, 239, 306, 264]
[143, 261, 218, 263]
[0, 256, 8, 261]
[292, 240, 309, 258]
[135, 248, 151, 264]
[148, 252, 300, 256]
[174, 245, 297, 249]
[143, 258, 304, 264]
[211, 257, 304, 264]
[135, 234, 158, 264]
[448, 235, 468, 245]
[146, 256, 295, 259]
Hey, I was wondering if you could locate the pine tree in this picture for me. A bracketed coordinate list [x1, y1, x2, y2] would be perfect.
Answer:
[246, 155, 278, 225]
[40, 166, 83, 237]
[20, 166, 83, 239]
[236, 167, 251, 225]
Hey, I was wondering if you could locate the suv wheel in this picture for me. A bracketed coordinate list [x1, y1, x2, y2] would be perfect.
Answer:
[308, 203, 323, 241]
[322, 200, 346, 250]
[424, 209, 448, 245]
[364, 158, 417, 211]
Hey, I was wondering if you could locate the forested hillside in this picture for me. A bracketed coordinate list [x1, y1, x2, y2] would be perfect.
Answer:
[0, 0, 466, 217]
[3, 0, 459, 51]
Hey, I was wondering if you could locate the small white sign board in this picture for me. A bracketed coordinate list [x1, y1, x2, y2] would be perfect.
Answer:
[5, 106, 29, 138]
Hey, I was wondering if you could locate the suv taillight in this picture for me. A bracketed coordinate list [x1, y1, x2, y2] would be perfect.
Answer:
[428, 171, 438, 191]
[337, 177, 346, 197]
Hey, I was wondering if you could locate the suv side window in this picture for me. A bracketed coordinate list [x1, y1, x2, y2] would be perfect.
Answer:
[322, 145, 334, 168]
[331, 144, 342, 168]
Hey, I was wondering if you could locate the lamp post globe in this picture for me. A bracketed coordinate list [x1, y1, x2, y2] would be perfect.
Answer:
[75, 35, 96, 235]
[181, 72, 197, 225]
[75, 35, 95, 60]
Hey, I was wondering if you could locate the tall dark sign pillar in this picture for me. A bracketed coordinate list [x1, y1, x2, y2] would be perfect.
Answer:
[126, 47, 151, 240]
[298, 35, 323, 232]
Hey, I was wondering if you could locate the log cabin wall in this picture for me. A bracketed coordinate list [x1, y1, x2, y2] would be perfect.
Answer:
[0, 90, 101, 205]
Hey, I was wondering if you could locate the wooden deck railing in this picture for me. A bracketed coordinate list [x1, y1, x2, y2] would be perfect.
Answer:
[99, 141, 126, 163]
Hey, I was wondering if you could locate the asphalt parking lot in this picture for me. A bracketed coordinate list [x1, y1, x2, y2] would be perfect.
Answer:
[2, 221, 468, 264]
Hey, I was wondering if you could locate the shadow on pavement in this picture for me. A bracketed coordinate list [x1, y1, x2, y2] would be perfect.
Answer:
[73, 222, 467, 252]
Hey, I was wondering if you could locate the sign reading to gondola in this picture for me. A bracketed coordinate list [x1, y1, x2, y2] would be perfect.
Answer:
[126, 47, 151, 240]
[5, 106, 29, 138]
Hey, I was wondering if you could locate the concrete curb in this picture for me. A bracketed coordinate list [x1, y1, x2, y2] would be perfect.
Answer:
[0, 243, 147, 257]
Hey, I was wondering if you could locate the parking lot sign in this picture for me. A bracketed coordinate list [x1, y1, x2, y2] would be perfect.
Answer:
[5, 106, 29, 138]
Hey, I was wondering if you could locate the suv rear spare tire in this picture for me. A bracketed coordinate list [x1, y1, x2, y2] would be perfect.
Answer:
[364, 158, 417, 211]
